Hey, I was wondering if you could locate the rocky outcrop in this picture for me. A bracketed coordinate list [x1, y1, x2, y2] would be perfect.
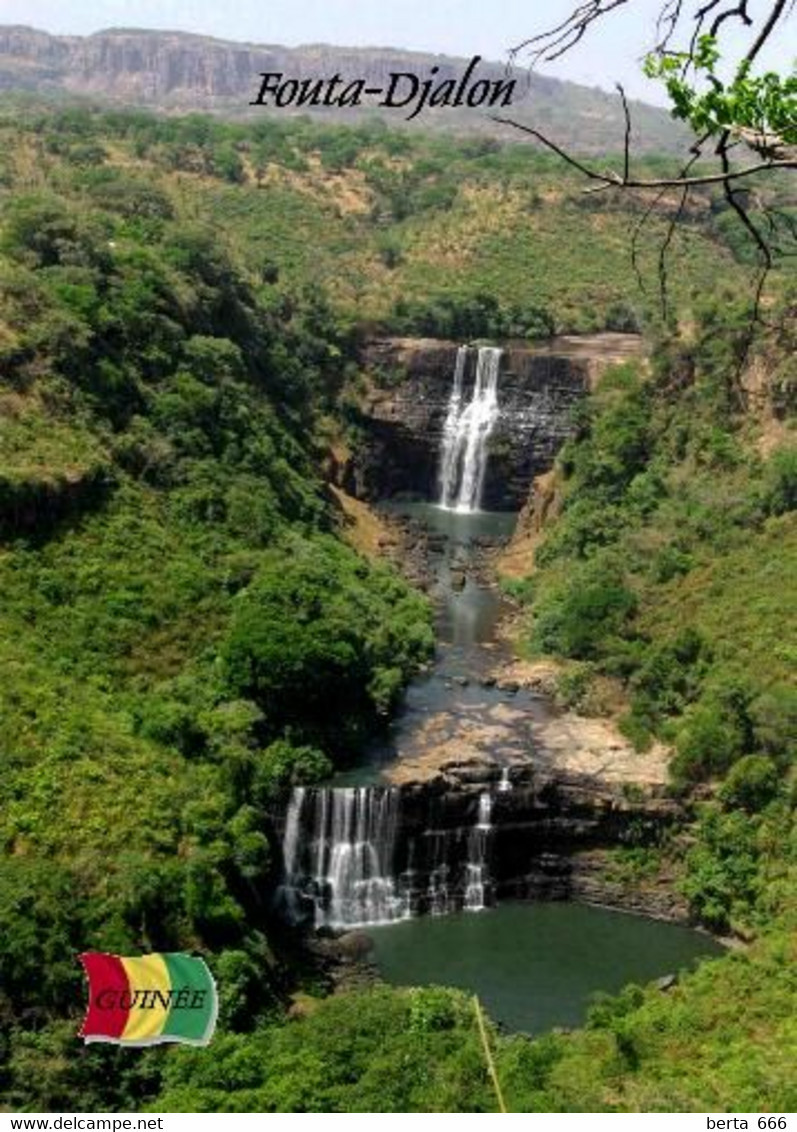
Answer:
[411, 764, 685, 920]
[274, 766, 684, 928]
[0, 464, 114, 540]
[567, 849, 689, 922]
[342, 335, 641, 511]
[497, 467, 562, 576]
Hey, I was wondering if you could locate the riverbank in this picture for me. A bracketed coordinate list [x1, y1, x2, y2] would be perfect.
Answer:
[368, 499, 671, 797]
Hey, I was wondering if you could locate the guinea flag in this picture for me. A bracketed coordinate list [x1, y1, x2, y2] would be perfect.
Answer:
[79, 952, 218, 1046]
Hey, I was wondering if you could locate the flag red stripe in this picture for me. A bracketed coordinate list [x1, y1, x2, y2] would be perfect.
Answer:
[79, 952, 130, 1039]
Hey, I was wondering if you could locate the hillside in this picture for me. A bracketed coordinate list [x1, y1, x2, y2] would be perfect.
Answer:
[0, 25, 690, 154]
[0, 96, 764, 339]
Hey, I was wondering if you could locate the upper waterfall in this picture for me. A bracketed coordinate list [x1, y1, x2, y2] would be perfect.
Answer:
[437, 345, 503, 512]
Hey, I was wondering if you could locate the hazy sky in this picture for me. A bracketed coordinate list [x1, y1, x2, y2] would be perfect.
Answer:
[1, 0, 792, 105]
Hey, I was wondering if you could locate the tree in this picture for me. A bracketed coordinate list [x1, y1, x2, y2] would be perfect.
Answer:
[500, 1, 796, 314]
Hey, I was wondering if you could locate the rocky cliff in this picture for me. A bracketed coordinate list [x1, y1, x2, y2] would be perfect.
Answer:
[399, 763, 684, 919]
[342, 335, 642, 511]
[274, 768, 686, 927]
[0, 27, 688, 152]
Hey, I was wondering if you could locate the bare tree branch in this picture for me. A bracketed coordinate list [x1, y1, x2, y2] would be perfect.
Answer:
[503, 0, 796, 322]
[657, 181, 690, 320]
[630, 131, 711, 308]
[710, 0, 751, 38]
[618, 83, 632, 181]
[718, 131, 773, 271]
[508, 0, 631, 66]
[489, 116, 796, 187]
[655, 0, 686, 51]
[743, 0, 790, 63]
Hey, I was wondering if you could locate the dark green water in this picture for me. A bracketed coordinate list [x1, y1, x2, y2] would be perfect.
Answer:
[369, 902, 723, 1034]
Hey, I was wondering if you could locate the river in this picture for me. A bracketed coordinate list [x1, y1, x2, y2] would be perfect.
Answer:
[280, 345, 722, 1033]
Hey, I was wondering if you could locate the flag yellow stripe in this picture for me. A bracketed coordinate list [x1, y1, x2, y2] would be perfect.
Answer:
[120, 954, 171, 1042]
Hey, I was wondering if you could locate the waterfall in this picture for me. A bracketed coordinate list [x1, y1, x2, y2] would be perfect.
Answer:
[426, 830, 455, 917]
[279, 785, 502, 925]
[277, 786, 306, 922]
[498, 767, 512, 793]
[463, 792, 493, 912]
[427, 866, 452, 917]
[437, 345, 503, 512]
[437, 345, 468, 509]
[283, 786, 305, 877]
[280, 786, 409, 930]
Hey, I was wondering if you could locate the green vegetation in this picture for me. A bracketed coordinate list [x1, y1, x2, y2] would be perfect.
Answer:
[147, 932, 797, 1113]
[0, 96, 779, 339]
[8, 929, 795, 1112]
[0, 100, 435, 1110]
[222, 534, 433, 750]
[487, 294, 796, 1111]
[1, 97, 795, 1113]
[509, 295, 796, 937]
[644, 33, 797, 148]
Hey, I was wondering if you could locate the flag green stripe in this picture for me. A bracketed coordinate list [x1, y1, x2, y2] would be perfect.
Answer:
[162, 953, 216, 1043]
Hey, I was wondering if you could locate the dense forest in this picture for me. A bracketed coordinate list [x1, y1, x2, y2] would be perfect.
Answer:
[0, 97, 794, 1112]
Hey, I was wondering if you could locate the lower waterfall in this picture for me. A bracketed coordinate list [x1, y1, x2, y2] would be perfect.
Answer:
[279, 786, 409, 929]
[279, 785, 500, 927]
[463, 792, 493, 912]
[438, 345, 503, 512]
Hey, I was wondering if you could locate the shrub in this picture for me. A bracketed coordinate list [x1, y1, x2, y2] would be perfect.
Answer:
[221, 535, 432, 749]
[604, 301, 641, 333]
[672, 700, 747, 784]
[762, 447, 797, 516]
[251, 739, 332, 801]
[533, 565, 637, 660]
[376, 236, 403, 269]
[681, 805, 762, 929]
[719, 755, 781, 812]
[750, 685, 797, 763]
[629, 629, 710, 720]
[618, 709, 655, 751]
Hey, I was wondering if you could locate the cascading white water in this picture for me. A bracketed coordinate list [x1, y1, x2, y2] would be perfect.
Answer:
[283, 785, 305, 876]
[280, 786, 502, 924]
[280, 786, 409, 930]
[438, 345, 503, 512]
[426, 830, 455, 917]
[427, 865, 451, 917]
[463, 791, 493, 912]
[277, 785, 306, 921]
[498, 767, 512, 793]
[437, 345, 468, 509]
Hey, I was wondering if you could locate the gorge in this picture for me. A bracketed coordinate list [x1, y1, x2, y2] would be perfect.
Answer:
[277, 334, 721, 1030]
[1, 90, 792, 1111]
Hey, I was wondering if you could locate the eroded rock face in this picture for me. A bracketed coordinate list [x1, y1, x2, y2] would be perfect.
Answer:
[342, 335, 641, 511]
[0, 465, 114, 539]
[400, 763, 679, 903]
[0, 29, 688, 152]
[273, 769, 684, 927]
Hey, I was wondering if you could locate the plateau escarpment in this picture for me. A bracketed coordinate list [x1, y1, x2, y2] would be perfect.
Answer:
[0, 27, 688, 152]
[342, 334, 641, 511]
